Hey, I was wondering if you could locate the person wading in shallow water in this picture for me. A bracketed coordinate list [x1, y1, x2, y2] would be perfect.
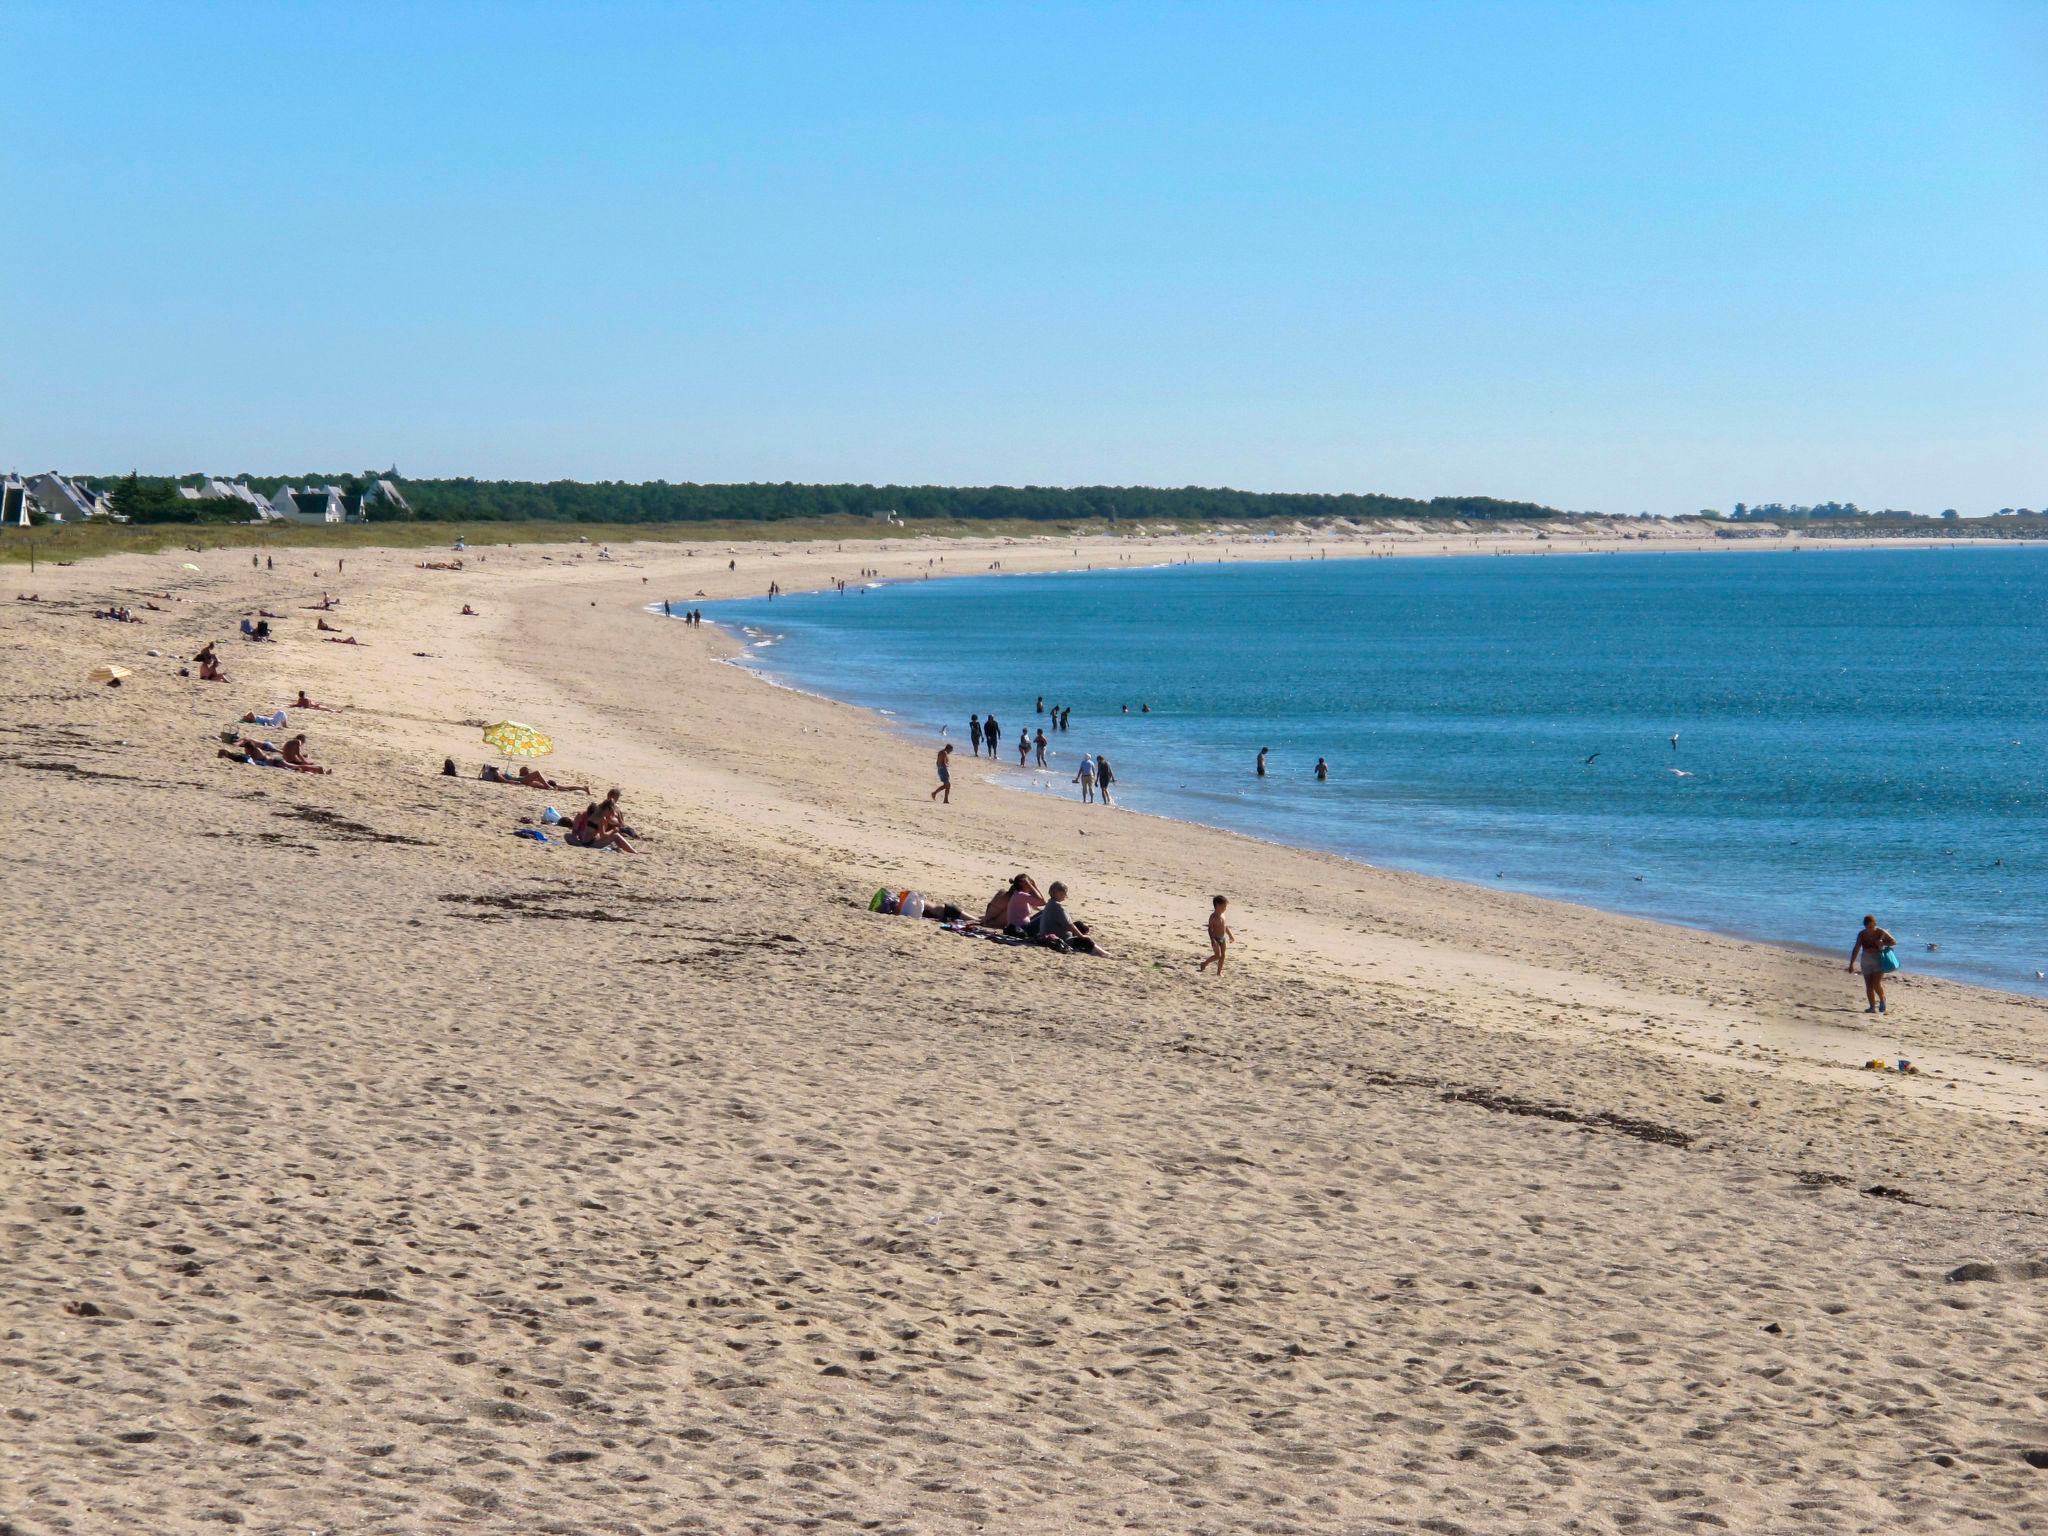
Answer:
[1848, 914, 1897, 1014]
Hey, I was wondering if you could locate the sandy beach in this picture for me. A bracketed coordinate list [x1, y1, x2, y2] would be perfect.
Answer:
[5, 525, 2046, 1535]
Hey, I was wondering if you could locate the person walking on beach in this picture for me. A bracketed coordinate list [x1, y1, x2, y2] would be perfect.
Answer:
[1034, 728, 1048, 767]
[1197, 895, 1234, 974]
[1848, 914, 1898, 1013]
[1075, 754, 1096, 802]
[1256, 747, 1269, 778]
[931, 742, 954, 803]
[969, 714, 983, 757]
[1094, 754, 1116, 805]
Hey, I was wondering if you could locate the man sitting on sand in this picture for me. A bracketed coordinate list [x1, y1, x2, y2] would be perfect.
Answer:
[1026, 882, 1106, 956]
[198, 657, 229, 682]
[280, 735, 330, 774]
[292, 690, 335, 712]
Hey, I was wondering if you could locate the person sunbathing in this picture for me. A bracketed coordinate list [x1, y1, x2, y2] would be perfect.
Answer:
[280, 735, 330, 774]
[479, 764, 513, 782]
[219, 738, 286, 767]
[292, 690, 335, 711]
[518, 766, 588, 792]
[316, 617, 340, 631]
[322, 635, 362, 645]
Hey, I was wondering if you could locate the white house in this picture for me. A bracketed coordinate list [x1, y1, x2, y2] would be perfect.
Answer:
[179, 478, 277, 518]
[1, 472, 115, 523]
[269, 485, 351, 524]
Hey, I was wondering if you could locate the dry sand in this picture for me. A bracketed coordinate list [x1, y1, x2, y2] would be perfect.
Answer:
[4, 526, 2046, 1535]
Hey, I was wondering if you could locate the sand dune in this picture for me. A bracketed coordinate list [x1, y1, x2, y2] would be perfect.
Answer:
[4, 529, 2046, 1533]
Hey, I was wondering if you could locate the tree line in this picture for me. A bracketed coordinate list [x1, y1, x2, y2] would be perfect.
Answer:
[92, 473, 1571, 526]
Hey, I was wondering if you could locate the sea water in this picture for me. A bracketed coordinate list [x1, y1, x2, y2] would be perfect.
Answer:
[694, 547, 2047, 993]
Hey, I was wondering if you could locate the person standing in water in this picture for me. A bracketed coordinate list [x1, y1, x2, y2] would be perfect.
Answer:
[1314, 756, 1329, 781]
[1848, 914, 1898, 1013]
[983, 714, 1001, 758]
[1197, 895, 1235, 974]
[1074, 754, 1096, 802]
[1094, 754, 1116, 804]
[1034, 727, 1048, 767]
[1060, 706, 1071, 732]
[1017, 728, 1031, 767]
[1256, 747, 1269, 778]
[969, 714, 983, 757]
[931, 742, 954, 803]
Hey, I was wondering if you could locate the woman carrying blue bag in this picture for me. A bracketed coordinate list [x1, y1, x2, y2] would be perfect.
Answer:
[1848, 914, 1900, 1014]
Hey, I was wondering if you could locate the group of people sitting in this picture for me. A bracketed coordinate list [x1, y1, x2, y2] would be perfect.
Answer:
[94, 605, 143, 623]
[977, 873, 1105, 955]
[448, 761, 639, 853]
[190, 643, 228, 682]
[566, 792, 637, 852]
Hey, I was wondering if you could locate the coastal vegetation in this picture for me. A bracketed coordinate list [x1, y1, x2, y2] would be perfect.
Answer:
[60, 474, 1575, 527]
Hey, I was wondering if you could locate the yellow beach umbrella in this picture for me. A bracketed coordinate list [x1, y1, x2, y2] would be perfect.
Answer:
[482, 720, 554, 758]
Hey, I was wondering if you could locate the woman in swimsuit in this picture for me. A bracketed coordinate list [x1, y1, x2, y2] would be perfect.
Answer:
[1848, 915, 1897, 1014]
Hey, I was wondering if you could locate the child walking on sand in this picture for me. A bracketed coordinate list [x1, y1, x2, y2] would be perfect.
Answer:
[1197, 895, 1234, 973]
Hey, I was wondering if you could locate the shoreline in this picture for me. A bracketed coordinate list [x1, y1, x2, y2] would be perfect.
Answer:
[695, 543, 2043, 1000]
[9, 529, 2048, 1532]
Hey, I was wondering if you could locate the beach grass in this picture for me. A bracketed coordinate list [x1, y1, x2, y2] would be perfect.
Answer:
[0, 514, 1242, 568]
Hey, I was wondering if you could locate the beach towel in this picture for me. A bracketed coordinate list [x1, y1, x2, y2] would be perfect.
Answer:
[515, 828, 551, 843]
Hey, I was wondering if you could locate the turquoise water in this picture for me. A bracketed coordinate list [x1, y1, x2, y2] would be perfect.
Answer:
[698, 548, 2048, 993]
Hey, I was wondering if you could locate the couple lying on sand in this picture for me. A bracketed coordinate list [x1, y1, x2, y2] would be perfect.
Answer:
[978, 873, 1106, 956]
[219, 733, 329, 774]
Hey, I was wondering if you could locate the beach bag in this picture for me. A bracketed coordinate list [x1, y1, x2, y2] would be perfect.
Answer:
[899, 892, 926, 919]
[869, 887, 890, 912]
[1880, 946, 1900, 973]
[541, 805, 562, 824]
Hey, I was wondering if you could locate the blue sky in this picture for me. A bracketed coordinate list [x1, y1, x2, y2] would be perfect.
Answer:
[3, 1, 2042, 513]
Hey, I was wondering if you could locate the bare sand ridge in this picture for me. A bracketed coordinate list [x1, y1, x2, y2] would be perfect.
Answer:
[4, 526, 2046, 1534]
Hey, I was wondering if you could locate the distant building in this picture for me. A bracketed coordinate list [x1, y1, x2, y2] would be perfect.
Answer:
[3, 472, 115, 523]
[179, 478, 277, 518]
[270, 485, 352, 523]
[265, 479, 407, 524]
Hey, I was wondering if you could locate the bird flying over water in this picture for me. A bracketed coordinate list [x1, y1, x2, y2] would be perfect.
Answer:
[1584, 752, 1600, 765]
[1668, 768, 1694, 777]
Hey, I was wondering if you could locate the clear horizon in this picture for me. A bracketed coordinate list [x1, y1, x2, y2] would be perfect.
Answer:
[3, 1, 2043, 515]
